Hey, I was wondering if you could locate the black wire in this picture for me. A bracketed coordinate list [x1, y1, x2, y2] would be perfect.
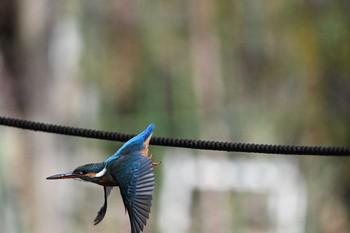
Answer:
[0, 116, 349, 156]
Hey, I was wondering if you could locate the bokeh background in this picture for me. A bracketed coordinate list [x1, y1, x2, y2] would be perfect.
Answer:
[1, 1, 350, 233]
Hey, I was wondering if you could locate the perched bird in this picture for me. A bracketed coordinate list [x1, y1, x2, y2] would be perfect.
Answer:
[47, 124, 159, 233]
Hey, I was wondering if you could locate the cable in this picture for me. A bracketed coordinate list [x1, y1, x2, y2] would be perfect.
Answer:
[0, 116, 349, 156]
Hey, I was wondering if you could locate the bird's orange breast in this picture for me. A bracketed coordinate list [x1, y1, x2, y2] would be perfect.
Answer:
[97, 175, 118, 186]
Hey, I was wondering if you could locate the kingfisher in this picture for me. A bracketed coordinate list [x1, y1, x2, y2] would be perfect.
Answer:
[47, 124, 159, 233]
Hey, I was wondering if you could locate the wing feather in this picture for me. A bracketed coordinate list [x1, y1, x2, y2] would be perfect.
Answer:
[110, 155, 155, 233]
[94, 186, 113, 225]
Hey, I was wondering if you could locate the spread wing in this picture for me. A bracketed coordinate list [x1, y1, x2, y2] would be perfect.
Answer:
[105, 124, 154, 164]
[94, 186, 113, 225]
[110, 155, 155, 233]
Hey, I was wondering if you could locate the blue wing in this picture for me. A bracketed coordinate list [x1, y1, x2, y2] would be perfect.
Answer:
[94, 186, 113, 225]
[105, 124, 154, 164]
[105, 124, 155, 233]
[110, 155, 154, 233]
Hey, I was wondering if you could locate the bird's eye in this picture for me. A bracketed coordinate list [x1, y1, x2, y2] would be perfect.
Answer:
[76, 170, 86, 175]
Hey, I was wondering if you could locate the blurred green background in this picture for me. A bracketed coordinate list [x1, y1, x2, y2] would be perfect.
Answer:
[0, 0, 350, 233]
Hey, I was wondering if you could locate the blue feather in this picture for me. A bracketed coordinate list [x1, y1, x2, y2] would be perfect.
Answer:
[105, 124, 154, 164]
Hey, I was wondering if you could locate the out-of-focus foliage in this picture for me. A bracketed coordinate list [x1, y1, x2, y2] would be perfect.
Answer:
[0, 0, 349, 233]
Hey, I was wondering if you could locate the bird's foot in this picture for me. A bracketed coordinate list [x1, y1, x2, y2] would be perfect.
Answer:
[149, 154, 161, 166]
[152, 161, 161, 166]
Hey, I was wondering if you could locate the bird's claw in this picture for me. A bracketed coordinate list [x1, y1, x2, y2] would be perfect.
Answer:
[149, 154, 161, 166]
[152, 161, 161, 166]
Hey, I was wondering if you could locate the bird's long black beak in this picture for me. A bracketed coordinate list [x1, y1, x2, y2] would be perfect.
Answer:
[46, 172, 79, 180]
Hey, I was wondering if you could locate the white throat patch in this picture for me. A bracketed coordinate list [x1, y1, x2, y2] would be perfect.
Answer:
[95, 167, 107, 178]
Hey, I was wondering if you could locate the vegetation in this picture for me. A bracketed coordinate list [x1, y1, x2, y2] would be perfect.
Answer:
[0, 1, 349, 233]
